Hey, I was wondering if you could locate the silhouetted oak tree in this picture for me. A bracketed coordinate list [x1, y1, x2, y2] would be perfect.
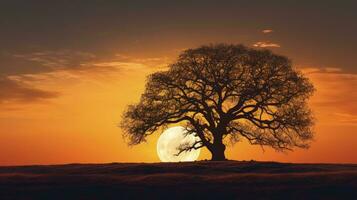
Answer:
[121, 44, 314, 161]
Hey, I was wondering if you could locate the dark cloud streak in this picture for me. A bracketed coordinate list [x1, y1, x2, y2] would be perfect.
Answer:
[0, 77, 59, 104]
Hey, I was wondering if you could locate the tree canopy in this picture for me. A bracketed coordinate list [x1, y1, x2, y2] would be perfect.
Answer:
[121, 44, 314, 161]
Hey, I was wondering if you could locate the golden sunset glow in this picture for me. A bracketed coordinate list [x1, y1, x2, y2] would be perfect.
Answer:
[1, 1, 356, 166]
[1, 53, 356, 165]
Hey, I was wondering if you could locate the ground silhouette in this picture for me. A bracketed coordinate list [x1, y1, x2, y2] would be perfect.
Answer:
[1, 161, 356, 199]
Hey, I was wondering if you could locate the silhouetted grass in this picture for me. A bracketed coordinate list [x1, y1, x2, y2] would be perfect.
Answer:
[0, 161, 356, 199]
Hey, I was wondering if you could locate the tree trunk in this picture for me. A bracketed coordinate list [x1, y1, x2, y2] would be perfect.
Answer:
[210, 143, 226, 161]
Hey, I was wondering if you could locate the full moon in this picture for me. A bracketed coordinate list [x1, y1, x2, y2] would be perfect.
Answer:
[157, 126, 201, 162]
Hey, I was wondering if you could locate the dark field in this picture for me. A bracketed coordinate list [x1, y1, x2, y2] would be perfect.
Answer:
[0, 161, 356, 200]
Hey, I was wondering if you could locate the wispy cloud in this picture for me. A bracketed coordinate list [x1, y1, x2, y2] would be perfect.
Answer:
[305, 68, 357, 125]
[13, 50, 96, 71]
[262, 29, 273, 34]
[300, 67, 343, 74]
[89, 61, 148, 70]
[334, 113, 357, 125]
[0, 77, 58, 104]
[0, 49, 170, 108]
[0, 50, 100, 106]
[253, 41, 280, 48]
[84, 54, 170, 72]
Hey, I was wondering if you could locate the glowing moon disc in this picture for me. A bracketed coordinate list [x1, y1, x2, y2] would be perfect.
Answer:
[157, 126, 201, 162]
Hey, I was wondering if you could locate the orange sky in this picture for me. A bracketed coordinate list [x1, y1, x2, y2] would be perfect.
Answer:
[1, 54, 356, 165]
[1, 1, 357, 165]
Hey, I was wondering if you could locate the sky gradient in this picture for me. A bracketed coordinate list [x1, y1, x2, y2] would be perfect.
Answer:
[1, 1, 357, 165]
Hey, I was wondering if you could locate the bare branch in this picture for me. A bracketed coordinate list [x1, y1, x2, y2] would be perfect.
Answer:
[120, 44, 315, 160]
